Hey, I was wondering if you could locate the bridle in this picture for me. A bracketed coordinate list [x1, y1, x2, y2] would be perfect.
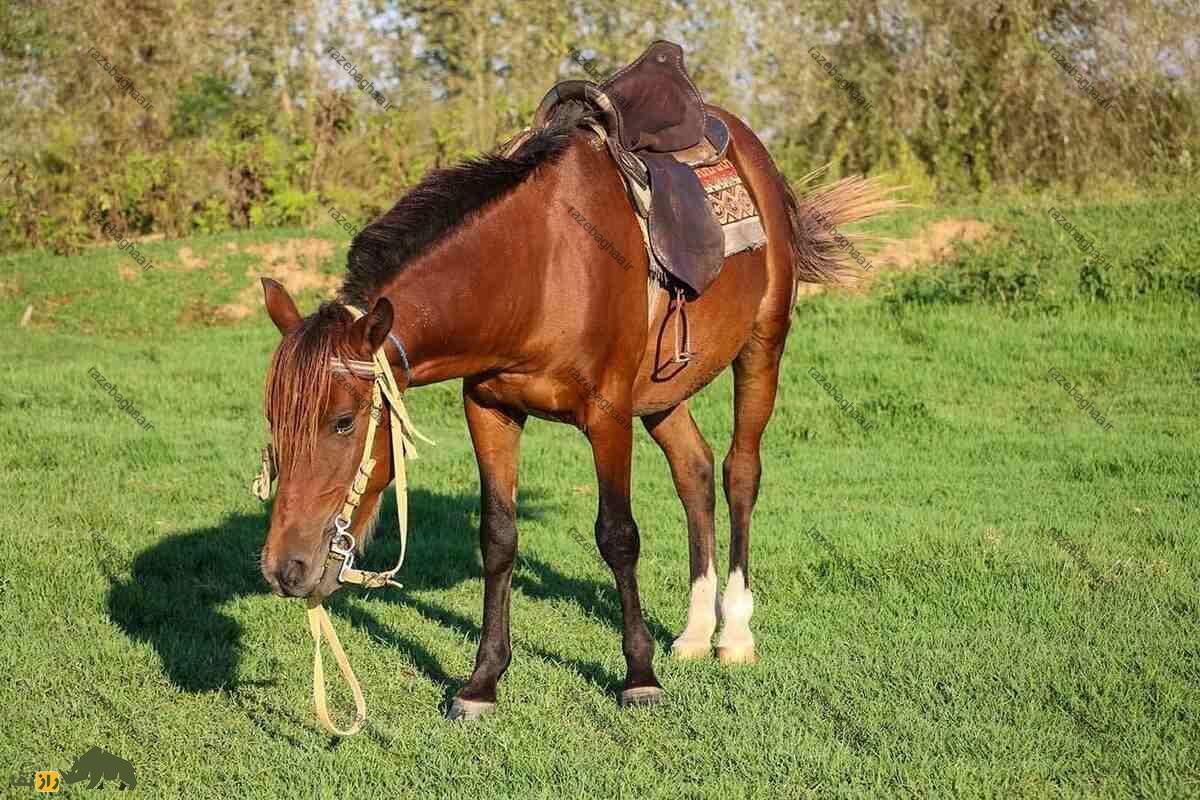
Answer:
[252, 304, 432, 737]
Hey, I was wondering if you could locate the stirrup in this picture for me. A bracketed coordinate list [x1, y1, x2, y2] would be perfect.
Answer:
[672, 287, 694, 363]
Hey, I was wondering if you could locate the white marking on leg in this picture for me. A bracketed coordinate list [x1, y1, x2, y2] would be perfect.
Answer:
[672, 566, 719, 659]
[716, 568, 756, 664]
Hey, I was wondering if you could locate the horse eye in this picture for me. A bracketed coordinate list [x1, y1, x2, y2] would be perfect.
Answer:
[333, 415, 355, 435]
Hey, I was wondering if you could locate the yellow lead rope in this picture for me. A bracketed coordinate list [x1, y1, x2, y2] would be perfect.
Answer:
[307, 599, 368, 736]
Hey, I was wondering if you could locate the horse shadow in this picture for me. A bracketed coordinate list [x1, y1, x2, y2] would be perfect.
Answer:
[104, 486, 674, 721]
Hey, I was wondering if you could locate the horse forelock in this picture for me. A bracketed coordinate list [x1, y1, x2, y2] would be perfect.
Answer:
[265, 303, 360, 471]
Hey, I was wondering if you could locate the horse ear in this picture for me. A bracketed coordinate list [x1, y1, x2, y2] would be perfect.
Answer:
[261, 278, 301, 335]
[351, 297, 394, 354]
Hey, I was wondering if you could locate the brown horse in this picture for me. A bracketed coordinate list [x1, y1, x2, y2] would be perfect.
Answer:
[258, 101, 891, 719]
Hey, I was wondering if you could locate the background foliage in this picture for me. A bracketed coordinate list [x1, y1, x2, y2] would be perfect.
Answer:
[1, 0, 1197, 255]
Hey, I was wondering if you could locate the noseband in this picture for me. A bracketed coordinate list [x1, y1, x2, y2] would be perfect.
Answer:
[252, 303, 432, 736]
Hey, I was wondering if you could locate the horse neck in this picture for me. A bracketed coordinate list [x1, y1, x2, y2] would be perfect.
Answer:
[374, 184, 551, 388]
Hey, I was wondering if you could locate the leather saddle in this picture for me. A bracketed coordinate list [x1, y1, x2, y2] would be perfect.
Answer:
[528, 41, 732, 299]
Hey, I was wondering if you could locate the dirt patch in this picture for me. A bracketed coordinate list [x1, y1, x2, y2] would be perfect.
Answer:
[874, 219, 993, 272]
[175, 246, 209, 271]
[242, 238, 334, 272]
[797, 217, 994, 297]
[44, 294, 75, 311]
[216, 237, 338, 321]
[118, 266, 140, 282]
[179, 299, 238, 327]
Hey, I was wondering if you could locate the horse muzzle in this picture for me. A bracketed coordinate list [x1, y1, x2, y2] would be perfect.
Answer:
[261, 534, 330, 599]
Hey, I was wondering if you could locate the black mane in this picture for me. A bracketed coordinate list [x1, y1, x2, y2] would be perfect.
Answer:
[339, 103, 592, 307]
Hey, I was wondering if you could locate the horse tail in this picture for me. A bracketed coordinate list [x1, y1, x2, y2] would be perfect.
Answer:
[780, 167, 900, 286]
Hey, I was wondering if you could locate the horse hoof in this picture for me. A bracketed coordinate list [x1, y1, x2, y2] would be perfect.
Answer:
[446, 698, 496, 721]
[619, 686, 665, 708]
[716, 644, 758, 665]
[671, 638, 711, 660]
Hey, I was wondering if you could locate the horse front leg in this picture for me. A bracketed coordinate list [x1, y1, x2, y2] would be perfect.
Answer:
[447, 392, 526, 720]
[585, 402, 663, 707]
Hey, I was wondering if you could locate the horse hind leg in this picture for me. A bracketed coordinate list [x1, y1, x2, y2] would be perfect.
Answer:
[717, 332, 786, 665]
[643, 403, 719, 660]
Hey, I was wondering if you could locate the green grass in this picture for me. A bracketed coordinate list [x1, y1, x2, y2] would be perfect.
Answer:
[1, 193, 1197, 799]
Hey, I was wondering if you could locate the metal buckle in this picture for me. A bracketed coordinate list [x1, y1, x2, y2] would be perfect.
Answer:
[331, 516, 357, 583]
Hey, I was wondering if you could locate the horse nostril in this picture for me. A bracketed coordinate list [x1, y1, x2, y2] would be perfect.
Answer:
[280, 558, 309, 592]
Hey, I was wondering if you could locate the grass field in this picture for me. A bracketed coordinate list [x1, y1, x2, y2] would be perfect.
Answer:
[1, 193, 1198, 799]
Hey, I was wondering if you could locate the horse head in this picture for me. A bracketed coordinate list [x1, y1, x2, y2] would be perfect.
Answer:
[257, 278, 398, 598]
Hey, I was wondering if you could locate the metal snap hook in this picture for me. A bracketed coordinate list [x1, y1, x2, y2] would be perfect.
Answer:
[331, 517, 356, 556]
